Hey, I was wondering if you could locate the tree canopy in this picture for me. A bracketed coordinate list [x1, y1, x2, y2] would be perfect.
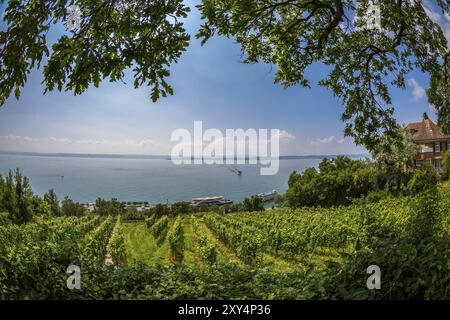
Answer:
[0, 0, 190, 103]
[285, 156, 385, 207]
[1, 0, 449, 150]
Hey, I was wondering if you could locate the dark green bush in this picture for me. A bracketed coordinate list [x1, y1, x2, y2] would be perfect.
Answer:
[441, 152, 450, 181]
[407, 164, 440, 195]
[313, 187, 449, 300]
[286, 157, 385, 207]
[0, 212, 11, 225]
[362, 189, 393, 204]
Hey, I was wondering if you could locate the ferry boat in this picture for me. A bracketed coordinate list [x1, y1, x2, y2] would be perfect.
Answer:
[257, 190, 277, 202]
[191, 196, 233, 206]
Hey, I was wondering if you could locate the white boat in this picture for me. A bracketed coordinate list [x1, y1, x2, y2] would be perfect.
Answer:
[191, 196, 233, 206]
[257, 190, 277, 202]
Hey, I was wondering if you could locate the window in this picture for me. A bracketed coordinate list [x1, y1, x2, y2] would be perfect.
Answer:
[434, 159, 441, 170]
[434, 142, 441, 153]
[448, 141, 450, 152]
[421, 145, 433, 153]
[415, 160, 423, 167]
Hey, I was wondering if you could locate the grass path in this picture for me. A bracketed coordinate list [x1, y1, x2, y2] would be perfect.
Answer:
[154, 220, 173, 266]
[123, 221, 173, 266]
[123, 223, 157, 266]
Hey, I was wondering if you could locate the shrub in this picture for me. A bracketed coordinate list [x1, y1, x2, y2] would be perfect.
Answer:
[145, 214, 157, 228]
[107, 217, 126, 266]
[314, 188, 449, 299]
[61, 197, 86, 216]
[150, 216, 169, 241]
[170, 202, 192, 216]
[285, 157, 383, 207]
[94, 198, 125, 216]
[192, 219, 217, 266]
[121, 208, 149, 221]
[441, 152, 450, 181]
[0, 212, 11, 225]
[149, 203, 170, 218]
[407, 164, 440, 195]
[242, 196, 264, 212]
[167, 216, 184, 253]
[80, 217, 115, 267]
[362, 189, 393, 204]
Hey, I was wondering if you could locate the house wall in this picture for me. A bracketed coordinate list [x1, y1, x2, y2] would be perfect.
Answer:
[413, 140, 450, 169]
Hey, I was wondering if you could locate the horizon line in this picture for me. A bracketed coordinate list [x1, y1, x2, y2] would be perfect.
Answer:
[0, 150, 369, 160]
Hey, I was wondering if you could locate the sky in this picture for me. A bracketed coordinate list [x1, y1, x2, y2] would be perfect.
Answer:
[0, 0, 449, 156]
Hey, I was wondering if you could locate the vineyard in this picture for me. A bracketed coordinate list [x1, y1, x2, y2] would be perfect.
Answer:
[0, 184, 449, 299]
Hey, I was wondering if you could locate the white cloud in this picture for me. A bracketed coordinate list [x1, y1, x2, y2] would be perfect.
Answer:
[49, 137, 71, 143]
[407, 78, 426, 101]
[275, 130, 296, 142]
[286, 135, 367, 156]
[310, 136, 346, 146]
[0, 134, 21, 141]
[0, 134, 167, 155]
[423, 6, 442, 23]
[422, 1, 450, 45]
[0, 134, 38, 142]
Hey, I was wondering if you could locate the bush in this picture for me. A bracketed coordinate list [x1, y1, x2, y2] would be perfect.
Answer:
[242, 196, 264, 212]
[407, 164, 440, 195]
[145, 214, 157, 228]
[94, 198, 125, 216]
[170, 202, 193, 216]
[80, 217, 115, 267]
[313, 187, 449, 299]
[167, 216, 184, 257]
[121, 208, 149, 221]
[286, 157, 384, 207]
[0, 212, 11, 225]
[198, 236, 217, 266]
[107, 217, 127, 266]
[192, 219, 217, 266]
[61, 197, 86, 216]
[0, 169, 34, 224]
[362, 189, 393, 204]
[273, 194, 285, 206]
[441, 152, 450, 181]
[149, 203, 169, 218]
[150, 216, 169, 241]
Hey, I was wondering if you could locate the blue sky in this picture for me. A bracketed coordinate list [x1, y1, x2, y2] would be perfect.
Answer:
[0, 0, 448, 156]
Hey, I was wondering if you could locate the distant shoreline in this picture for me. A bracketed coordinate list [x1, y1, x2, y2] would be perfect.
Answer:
[0, 150, 368, 160]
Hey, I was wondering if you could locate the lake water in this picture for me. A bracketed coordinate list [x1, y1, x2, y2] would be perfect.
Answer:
[0, 153, 323, 204]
